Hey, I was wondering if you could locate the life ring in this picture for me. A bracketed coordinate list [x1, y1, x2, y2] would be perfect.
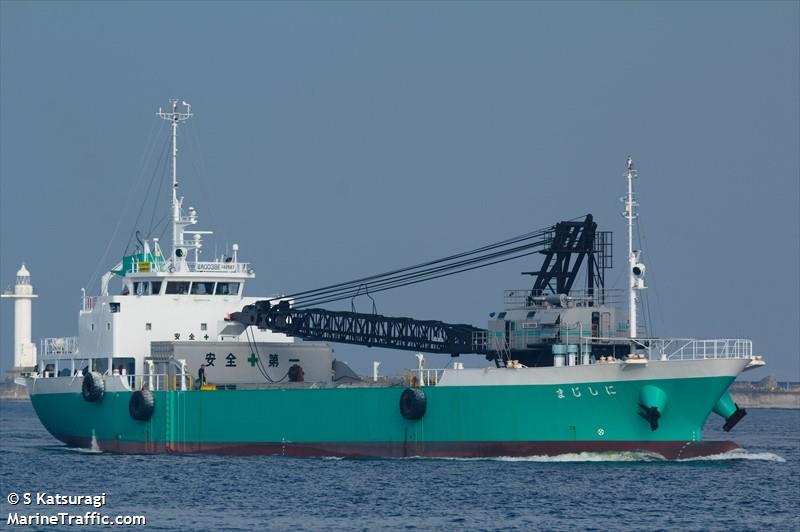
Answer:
[129, 389, 155, 421]
[399, 388, 427, 420]
[81, 371, 105, 402]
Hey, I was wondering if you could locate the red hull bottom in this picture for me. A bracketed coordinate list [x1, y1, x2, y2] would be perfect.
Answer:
[59, 434, 739, 460]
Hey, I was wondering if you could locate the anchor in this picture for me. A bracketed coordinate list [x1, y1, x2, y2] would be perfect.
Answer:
[638, 404, 661, 431]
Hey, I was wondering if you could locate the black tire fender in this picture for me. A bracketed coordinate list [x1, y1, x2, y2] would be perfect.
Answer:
[129, 389, 155, 421]
[399, 388, 427, 420]
[81, 371, 105, 402]
[288, 364, 305, 382]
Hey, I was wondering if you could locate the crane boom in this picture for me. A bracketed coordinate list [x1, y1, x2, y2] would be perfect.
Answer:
[229, 300, 488, 357]
[227, 215, 611, 364]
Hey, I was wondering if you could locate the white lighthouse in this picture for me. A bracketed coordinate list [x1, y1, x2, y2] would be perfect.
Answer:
[2, 263, 38, 369]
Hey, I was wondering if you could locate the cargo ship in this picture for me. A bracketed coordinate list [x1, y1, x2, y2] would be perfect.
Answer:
[23, 101, 764, 459]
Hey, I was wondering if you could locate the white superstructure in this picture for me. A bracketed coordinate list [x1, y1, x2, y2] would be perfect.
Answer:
[38, 100, 305, 379]
[1, 263, 38, 369]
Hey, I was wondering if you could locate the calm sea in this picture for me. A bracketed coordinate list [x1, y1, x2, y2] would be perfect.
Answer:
[0, 400, 797, 531]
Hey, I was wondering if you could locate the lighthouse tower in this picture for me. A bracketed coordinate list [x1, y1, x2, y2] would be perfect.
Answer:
[1, 263, 38, 369]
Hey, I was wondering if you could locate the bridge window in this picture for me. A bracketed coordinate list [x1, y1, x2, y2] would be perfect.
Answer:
[191, 282, 215, 295]
[215, 282, 240, 295]
[165, 281, 190, 295]
[151, 281, 162, 295]
[91, 358, 109, 374]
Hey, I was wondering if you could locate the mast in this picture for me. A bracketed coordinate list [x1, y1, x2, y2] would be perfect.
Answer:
[157, 100, 192, 260]
[623, 156, 645, 339]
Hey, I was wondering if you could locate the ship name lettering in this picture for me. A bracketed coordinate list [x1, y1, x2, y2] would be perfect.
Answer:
[269, 353, 279, 367]
[557, 386, 608, 400]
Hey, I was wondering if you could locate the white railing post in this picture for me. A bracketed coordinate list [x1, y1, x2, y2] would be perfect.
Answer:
[659, 338, 753, 361]
[147, 360, 154, 390]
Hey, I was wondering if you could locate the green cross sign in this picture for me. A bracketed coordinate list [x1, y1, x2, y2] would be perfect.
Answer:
[248, 353, 259, 367]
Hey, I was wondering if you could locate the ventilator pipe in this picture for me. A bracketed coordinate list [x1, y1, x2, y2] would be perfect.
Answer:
[552, 344, 567, 367]
[580, 344, 592, 365]
[567, 345, 579, 366]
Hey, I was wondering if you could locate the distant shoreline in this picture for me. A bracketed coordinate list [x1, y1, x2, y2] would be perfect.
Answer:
[730, 391, 800, 410]
[729, 380, 800, 409]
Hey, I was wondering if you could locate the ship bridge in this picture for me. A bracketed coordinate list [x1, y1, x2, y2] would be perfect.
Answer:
[37, 100, 288, 381]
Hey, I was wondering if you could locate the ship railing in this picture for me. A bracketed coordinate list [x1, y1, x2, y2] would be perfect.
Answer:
[186, 261, 251, 274]
[632, 338, 754, 361]
[472, 330, 488, 352]
[124, 373, 192, 392]
[503, 288, 623, 309]
[40, 337, 79, 359]
[403, 368, 444, 387]
[127, 260, 251, 274]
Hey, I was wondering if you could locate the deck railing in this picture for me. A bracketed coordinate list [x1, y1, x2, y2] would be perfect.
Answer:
[503, 288, 623, 309]
[130, 260, 251, 274]
[403, 368, 444, 387]
[473, 327, 754, 363]
[40, 337, 78, 359]
[119, 373, 192, 392]
[634, 338, 754, 361]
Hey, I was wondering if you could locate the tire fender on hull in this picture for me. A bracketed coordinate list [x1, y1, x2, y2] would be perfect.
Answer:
[399, 388, 427, 420]
[129, 389, 155, 421]
[81, 372, 105, 402]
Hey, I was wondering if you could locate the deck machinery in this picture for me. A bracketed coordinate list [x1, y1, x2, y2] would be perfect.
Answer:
[230, 214, 623, 367]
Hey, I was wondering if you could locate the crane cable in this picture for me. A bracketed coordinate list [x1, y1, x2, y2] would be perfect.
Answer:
[263, 217, 589, 309]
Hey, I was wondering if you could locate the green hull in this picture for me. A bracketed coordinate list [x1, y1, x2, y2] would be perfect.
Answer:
[30, 374, 740, 459]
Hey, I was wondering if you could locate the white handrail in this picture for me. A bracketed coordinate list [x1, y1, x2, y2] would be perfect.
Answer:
[416, 368, 444, 386]
[631, 338, 753, 361]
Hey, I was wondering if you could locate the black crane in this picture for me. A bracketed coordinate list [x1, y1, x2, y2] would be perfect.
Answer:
[227, 214, 611, 362]
[230, 299, 487, 356]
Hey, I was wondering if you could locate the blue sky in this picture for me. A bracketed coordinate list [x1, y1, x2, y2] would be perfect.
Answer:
[1, 1, 798, 379]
